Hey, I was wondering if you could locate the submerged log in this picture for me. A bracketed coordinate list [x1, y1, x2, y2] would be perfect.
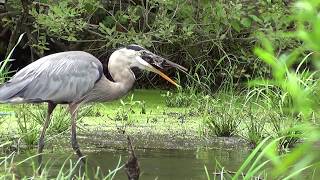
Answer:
[125, 136, 140, 180]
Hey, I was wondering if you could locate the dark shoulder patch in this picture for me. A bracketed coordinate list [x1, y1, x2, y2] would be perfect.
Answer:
[126, 44, 145, 51]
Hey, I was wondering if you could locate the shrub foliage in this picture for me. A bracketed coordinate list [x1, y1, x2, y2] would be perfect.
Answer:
[0, 0, 294, 88]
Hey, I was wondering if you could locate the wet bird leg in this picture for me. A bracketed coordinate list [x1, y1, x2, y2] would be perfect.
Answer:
[69, 103, 85, 163]
[38, 102, 57, 171]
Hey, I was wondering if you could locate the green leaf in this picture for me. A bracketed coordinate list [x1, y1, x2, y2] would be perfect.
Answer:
[254, 47, 277, 68]
[230, 20, 241, 32]
[241, 17, 251, 28]
[249, 14, 262, 23]
[0, 33, 25, 73]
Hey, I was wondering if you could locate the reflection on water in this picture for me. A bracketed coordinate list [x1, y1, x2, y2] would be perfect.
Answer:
[15, 148, 250, 179]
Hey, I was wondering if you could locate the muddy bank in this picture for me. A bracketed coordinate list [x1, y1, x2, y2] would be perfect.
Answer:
[55, 128, 250, 151]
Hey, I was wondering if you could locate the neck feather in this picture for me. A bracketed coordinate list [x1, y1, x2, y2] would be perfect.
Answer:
[81, 58, 135, 103]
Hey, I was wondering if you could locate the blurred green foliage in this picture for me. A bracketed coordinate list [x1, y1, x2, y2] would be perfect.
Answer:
[230, 0, 320, 179]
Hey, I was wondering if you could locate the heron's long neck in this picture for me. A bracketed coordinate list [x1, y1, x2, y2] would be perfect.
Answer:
[81, 54, 136, 103]
[83, 68, 135, 103]
[106, 53, 136, 98]
[109, 66, 136, 96]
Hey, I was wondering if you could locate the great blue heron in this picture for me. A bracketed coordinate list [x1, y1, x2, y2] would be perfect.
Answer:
[0, 44, 186, 164]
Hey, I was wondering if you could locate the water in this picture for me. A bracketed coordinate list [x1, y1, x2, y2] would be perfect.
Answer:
[15, 148, 250, 179]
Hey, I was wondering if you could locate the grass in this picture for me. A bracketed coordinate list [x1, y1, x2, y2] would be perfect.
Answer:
[0, 89, 310, 150]
[205, 96, 242, 137]
[0, 34, 25, 84]
[0, 88, 315, 180]
[244, 110, 266, 147]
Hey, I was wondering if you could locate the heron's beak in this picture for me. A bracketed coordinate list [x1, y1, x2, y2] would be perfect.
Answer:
[140, 50, 187, 87]
[146, 64, 180, 87]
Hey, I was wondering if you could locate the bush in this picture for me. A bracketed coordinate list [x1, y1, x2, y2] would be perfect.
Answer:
[1, 0, 294, 88]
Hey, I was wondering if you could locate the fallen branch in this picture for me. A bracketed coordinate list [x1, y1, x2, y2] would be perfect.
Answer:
[86, 29, 106, 38]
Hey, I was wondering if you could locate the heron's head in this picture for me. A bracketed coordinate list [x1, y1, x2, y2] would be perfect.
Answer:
[110, 44, 187, 87]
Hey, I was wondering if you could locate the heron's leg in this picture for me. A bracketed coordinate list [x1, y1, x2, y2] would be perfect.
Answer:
[69, 103, 85, 162]
[38, 102, 57, 165]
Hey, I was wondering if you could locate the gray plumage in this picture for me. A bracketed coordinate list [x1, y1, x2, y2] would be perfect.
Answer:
[0, 51, 103, 103]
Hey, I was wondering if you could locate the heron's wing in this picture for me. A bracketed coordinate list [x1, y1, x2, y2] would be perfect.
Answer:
[0, 51, 103, 103]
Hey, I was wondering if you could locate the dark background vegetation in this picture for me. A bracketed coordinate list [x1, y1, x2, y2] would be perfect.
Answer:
[0, 0, 294, 89]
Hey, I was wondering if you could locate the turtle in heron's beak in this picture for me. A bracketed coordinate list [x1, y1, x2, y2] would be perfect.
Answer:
[126, 44, 188, 87]
[139, 50, 188, 87]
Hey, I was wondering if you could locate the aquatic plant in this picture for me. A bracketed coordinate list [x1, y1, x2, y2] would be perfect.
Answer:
[109, 95, 146, 126]
[163, 90, 194, 108]
[205, 97, 241, 137]
[163, 64, 216, 108]
[81, 104, 103, 117]
[48, 105, 93, 134]
[243, 107, 266, 147]
[14, 105, 40, 148]
[269, 114, 302, 150]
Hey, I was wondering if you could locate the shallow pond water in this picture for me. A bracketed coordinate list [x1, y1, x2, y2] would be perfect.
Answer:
[15, 147, 250, 179]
